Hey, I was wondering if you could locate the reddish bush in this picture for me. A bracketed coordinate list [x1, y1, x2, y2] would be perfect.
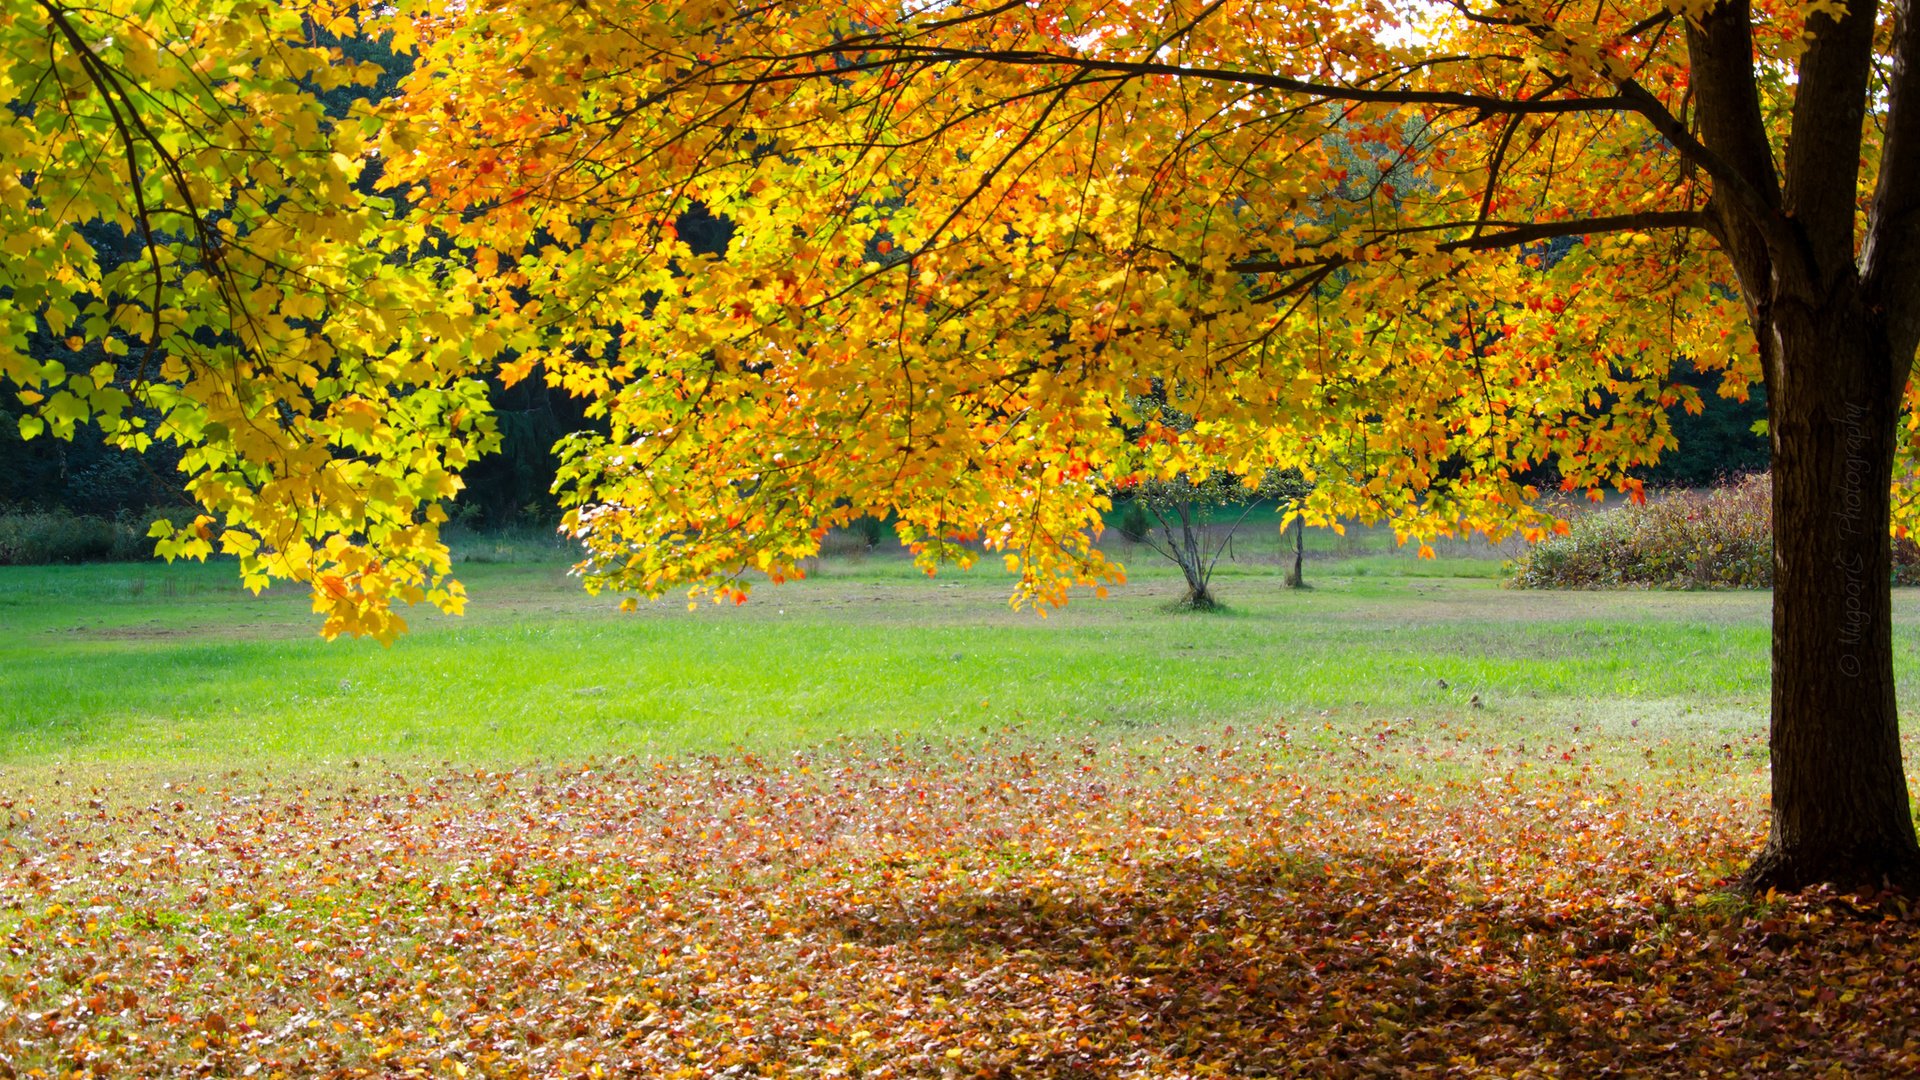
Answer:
[1509, 474, 1920, 589]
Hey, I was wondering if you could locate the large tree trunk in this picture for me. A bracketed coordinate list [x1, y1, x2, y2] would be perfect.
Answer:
[1746, 299, 1920, 891]
[1681, 0, 1920, 891]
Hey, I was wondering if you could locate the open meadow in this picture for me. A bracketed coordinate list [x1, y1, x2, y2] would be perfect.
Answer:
[5, 537, 1920, 1076]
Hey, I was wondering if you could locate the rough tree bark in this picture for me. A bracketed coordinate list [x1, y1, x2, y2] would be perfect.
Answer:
[1688, 0, 1920, 888]
[1749, 303, 1920, 888]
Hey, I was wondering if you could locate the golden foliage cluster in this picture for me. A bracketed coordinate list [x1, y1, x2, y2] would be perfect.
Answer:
[5, 0, 1891, 634]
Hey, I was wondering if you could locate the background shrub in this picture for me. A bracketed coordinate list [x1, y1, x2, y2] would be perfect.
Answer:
[0, 510, 156, 565]
[1509, 474, 1920, 589]
[816, 516, 894, 558]
[848, 515, 887, 550]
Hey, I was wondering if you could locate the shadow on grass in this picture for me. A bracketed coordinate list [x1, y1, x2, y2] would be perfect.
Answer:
[803, 850, 1920, 1076]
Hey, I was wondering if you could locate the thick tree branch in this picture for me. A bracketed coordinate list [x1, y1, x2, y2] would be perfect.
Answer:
[1679, 3, 1781, 204]
[1683, 0, 1799, 309]
[1443, 0, 1788, 275]
[1227, 210, 1709, 275]
[714, 45, 1635, 116]
[1863, 0, 1920, 372]
[1607, 76, 1780, 231]
[1783, 0, 1880, 288]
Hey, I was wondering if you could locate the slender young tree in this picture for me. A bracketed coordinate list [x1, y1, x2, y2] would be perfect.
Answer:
[1116, 395, 1311, 607]
[1284, 514, 1308, 590]
[1119, 469, 1309, 608]
[7, 0, 1920, 888]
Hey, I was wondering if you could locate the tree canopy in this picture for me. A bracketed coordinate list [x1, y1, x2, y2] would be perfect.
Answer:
[3, 0, 1768, 628]
[7, 0, 1920, 887]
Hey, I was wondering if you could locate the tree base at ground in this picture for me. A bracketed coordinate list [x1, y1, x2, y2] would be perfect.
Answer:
[1741, 842, 1920, 895]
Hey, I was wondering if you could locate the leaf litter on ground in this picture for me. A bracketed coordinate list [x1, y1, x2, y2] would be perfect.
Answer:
[3, 720, 1919, 1078]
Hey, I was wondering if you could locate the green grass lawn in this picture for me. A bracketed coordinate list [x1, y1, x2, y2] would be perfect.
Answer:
[0, 536, 1820, 770]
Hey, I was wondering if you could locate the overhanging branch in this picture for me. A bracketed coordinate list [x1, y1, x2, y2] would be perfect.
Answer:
[1228, 210, 1710, 276]
[710, 45, 1634, 117]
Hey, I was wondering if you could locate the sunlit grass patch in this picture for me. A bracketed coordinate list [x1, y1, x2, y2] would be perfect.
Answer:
[0, 552, 1801, 766]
